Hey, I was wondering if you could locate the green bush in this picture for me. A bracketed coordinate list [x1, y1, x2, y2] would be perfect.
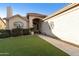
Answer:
[23, 29, 30, 35]
[11, 28, 30, 36]
[11, 28, 23, 36]
[0, 28, 31, 38]
[0, 30, 10, 38]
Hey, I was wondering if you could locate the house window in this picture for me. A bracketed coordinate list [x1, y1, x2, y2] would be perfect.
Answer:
[14, 21, 24, 28]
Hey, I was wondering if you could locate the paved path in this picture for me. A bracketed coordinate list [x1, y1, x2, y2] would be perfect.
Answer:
[38, 34, 79, 56]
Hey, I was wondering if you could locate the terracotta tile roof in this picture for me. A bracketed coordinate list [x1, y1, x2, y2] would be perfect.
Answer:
[27, 13, 47, 18]
[3, 14, 27, 21]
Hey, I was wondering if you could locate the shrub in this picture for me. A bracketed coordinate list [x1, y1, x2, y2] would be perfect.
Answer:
[23, 29, 30, 35]
[11, 28, 23, 36]
[0, 28, 32, 38]
[11, 28, 30, 36]
[0, 30, 10, 38]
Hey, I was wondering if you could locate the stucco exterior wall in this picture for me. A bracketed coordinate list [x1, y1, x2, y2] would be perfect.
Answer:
[28, 16, 44, 28]
[42, 6, 79, 45]
[41, 21, 55, 37]
[8, 17, 28, 30]
[0, 19, 6, 29]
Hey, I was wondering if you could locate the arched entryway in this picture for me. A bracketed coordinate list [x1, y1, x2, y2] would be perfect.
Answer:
[33, 18, 41, 33]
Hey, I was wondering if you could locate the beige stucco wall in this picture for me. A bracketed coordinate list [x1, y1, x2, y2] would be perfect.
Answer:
[41, 21, 55, 37]
[0, 19, 6, 29]
[42, 5, 79, 45]
[28, 16, 44, 28]
[8, 16, 28, 30]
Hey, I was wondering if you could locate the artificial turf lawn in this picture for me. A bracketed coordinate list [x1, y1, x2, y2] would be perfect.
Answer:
[0, 35, 69, 56]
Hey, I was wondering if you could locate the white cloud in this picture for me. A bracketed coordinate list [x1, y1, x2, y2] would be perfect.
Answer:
[0, 14, 5, 18]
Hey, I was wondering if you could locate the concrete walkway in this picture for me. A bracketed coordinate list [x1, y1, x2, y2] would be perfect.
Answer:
[38, 34, 79, 56]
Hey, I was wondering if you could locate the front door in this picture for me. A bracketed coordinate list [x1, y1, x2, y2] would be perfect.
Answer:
[33, 19, 41, 33]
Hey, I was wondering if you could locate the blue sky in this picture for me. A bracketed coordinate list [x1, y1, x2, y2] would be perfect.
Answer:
[0, 3, 69, 18]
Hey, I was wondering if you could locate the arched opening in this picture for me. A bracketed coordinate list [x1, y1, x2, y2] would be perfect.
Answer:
[33, 18, 41, 34]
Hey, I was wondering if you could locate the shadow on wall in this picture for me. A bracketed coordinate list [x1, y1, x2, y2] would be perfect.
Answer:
[41, 21, 60, 39]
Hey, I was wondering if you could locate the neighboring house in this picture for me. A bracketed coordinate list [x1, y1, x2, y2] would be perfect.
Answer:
[4, 14, 28, 30]
[41, 3, 79, 45]
[2, 7, 46, 33]
[0, 18, 6, 29]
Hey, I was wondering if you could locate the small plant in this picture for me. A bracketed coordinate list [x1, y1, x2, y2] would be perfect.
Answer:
[11, 28, 23, 36]
[23, 29, 30, 35]
[11, 28, 30, 36]
[0, 29, 10, 38]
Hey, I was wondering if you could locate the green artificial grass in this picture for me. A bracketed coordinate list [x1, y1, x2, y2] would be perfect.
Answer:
[0, 35, 69, 56]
